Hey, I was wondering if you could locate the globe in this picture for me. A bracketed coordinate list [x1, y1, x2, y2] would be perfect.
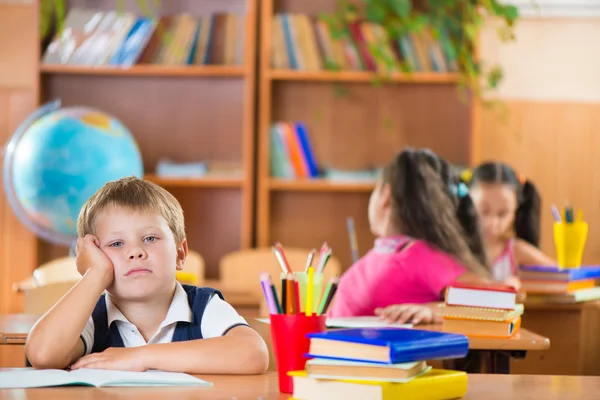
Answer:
[3, 99, 143, 247]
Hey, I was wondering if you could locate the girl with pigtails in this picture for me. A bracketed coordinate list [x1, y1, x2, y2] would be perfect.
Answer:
[462, 162, 555, 290]
[328, 148, 494, 325]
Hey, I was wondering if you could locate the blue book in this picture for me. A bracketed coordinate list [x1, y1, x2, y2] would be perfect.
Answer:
[519, 265, 600, 281]
[306, 328, 469, 365]
[293, 122, 319, 178]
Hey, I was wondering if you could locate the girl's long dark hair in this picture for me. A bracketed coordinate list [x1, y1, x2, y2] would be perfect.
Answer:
[382, 148, 491, 278]
[468, 162, 541, 247]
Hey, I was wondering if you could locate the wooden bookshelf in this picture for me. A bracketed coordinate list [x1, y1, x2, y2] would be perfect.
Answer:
[40, 64, 247, 77]
[144, 174, 244, 188]
[257, 0, 478, 271]
[268, 70, 461, 84]
[35, 0, 258, 280]
[268, 178, 375, 192]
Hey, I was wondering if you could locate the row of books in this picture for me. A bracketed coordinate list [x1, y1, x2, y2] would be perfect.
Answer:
[43, 8, 245, 67]
[519, 265, 600, 303]
[440, 283, 522, 338]
[270, 122, 319, 179]
[291, 328, 468, 400]
[269, 122, 384, 182]
[271, 13, 458, 73]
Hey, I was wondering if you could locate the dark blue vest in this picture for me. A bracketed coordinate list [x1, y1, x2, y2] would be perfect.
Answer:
[90, 285, 222, 354]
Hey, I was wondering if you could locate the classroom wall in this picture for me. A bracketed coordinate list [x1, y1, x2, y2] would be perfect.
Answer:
[0, 0, 39, 315]
[478, 17, 600, 264]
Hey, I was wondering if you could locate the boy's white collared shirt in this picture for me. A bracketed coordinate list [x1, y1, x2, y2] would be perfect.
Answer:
[80, 282, 247, 354]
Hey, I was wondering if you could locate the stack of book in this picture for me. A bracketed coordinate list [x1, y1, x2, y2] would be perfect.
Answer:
[439, 283, 523, 338]
[519, 265, 600, 303]
[288, 328, 469, 400]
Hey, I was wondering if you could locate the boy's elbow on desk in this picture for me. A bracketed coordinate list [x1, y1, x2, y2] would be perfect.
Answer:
[231, 328, 270, 374]
[25, 340, 77, 370]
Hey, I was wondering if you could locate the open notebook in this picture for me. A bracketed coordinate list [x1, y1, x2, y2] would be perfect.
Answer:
[0, 368, 212, 388]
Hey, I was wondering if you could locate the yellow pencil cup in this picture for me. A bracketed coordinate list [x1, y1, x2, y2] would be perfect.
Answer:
[554, 222, 588, 269]
[294, 271, 323, 313]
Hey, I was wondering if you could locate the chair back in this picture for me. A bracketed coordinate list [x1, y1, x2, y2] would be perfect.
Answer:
[177, 250, 206, 286]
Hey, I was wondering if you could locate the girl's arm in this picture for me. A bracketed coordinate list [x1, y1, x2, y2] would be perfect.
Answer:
[514, 239, 556, 266]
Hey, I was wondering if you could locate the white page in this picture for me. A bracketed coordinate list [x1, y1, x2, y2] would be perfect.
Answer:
[255, 316, 413, 329]
[325, 316, 413, 329]
[0, 369, 77, 388]
[307, 358, 421, 369]
[70, 369, 212, 387]
[0, 368, 211, 388]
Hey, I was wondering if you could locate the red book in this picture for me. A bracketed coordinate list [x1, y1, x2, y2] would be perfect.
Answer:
[445, 283, 517, 310]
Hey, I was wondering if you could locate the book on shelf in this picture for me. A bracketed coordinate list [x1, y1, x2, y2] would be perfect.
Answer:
[270, 121, 319, 179]
[271, 12, 458, 73]
[269, 121, 380, 183]
[42, 8, 246, 67]
[153, 160, 243, 179]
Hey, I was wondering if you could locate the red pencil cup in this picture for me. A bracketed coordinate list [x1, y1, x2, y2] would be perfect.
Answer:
[270, 313, 327, 393]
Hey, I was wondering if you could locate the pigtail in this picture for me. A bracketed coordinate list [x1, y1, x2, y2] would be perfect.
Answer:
[386, 149, 492, 279]
[456, 193, 489, 268]
[515, 180, 541, 247]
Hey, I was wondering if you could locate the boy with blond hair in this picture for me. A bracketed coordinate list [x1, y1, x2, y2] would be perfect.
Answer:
[26, 176, 269, 374]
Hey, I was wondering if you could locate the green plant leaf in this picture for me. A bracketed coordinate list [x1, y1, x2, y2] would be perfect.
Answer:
[54, 0, 65, 36]
[389, 0, 412, 19]
[487, 66, 504, 89]
[503, 5, 519, 24]
[365, 2, 387, 24]
[39, 0, 56, 38]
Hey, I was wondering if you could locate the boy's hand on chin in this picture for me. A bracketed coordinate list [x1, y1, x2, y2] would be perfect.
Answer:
[76, 234, 114, 288]
[70, 347, 146, 372]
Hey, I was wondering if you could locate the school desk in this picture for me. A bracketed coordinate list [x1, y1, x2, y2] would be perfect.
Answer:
[510, 300, 600, 376]
[0, 370, 599, 399]
[418, 324, 550, 375]
[248, 319, 550, 376]
[0, 314, 37, 345]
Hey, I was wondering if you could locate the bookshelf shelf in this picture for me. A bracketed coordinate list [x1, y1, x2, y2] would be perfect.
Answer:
[268, 70, 461, 84]
[32, 0, 258, 281]
[268, 179, 375, 192]
[257, 0, 478, 271]
[144, 174, 244, 188]
[40, 64, 246, 78]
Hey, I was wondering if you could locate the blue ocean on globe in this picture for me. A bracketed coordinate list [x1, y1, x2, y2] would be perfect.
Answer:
[5, 102, 143, 245]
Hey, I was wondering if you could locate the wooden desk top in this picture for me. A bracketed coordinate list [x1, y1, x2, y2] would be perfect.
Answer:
[421, 324, 550, 351]
[523, 300, 600, 311]
[0, 372, 599, 399]
[0, 314, 38, 344]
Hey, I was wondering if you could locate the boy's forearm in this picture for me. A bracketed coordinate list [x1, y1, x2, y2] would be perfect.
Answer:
[25, 269, 107, 369]
[141, 327, 269, 375]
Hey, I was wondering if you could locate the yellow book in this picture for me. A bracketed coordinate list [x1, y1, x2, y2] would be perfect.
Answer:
[288, 369, 467, 400]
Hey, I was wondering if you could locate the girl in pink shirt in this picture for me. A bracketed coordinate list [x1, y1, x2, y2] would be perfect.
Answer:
[328, 148, 492, 324]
